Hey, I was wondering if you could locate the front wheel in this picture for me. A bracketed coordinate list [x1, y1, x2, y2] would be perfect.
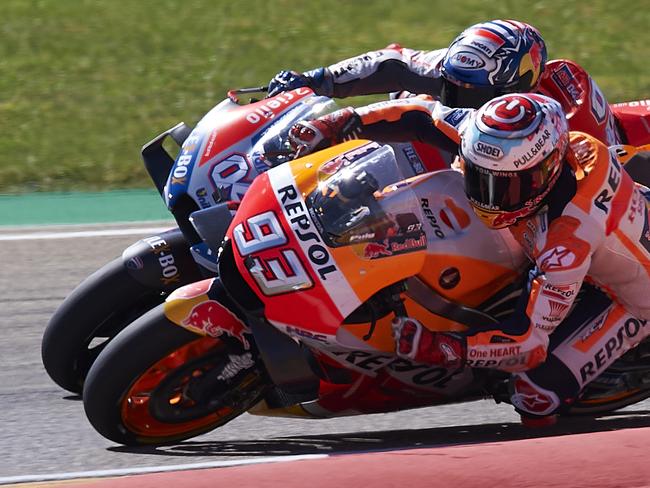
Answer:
[42, 257, 167, 394]
[82, 304, 269, 446]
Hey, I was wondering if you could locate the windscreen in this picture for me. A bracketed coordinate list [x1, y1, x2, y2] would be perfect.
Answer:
[307, 144, 426, 250]
[252, 96, 339, 166]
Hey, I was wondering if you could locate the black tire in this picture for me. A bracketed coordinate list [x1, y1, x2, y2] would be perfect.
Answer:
[569, 346, 650, 415]
[82, 304, 269, 446]
[569, 388, 650, 415]
[42, 257, 166, 394]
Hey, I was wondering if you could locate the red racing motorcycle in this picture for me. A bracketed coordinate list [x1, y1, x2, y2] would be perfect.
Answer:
[81, 139, 650, 446]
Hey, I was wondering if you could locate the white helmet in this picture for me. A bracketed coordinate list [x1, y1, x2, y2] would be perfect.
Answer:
[460, 93, 569, 228]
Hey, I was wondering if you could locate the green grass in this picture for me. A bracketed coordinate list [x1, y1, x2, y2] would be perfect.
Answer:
[1, 0, 649, 193]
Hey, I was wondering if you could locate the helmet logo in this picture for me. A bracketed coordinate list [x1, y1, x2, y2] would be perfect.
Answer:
[466, 28, 507, 57]
[473, 141, 503, 160]
[478, 95, 540, 136]
[450, 50, 486, 70]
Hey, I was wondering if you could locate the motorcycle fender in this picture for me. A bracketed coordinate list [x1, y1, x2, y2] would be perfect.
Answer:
[163, 278, 253, 350]
[122, 228, 203, 292]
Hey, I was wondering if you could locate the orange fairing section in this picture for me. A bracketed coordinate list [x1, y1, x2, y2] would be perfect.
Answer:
[418, 254, 519, 307]
[339, 296, 471, 354]
[332, 244, 426, 305]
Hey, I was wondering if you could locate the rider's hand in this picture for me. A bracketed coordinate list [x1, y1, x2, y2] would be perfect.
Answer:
[392, 316, 466, 368]
[268, 70, 312, 97]
[288, 107, 362, 156]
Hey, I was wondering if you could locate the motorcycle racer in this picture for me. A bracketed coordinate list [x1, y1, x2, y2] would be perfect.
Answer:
[267, 19, 623, 147]
[289, 93, 650, 425]
[401, 93, 650, 424]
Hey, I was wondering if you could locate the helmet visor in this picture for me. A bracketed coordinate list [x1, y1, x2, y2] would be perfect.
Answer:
[440, 78, 503, 109]
[463, 149, 559, 213]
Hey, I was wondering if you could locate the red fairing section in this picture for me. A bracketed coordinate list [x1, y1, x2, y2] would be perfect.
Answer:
[611, 100, 650, 146]
[539, 59, 622, 146]
[227, 173, 344, 337]
[411, 140, 450, 171]
[314, 375, 444, 415]
[199, 88, 314, 166]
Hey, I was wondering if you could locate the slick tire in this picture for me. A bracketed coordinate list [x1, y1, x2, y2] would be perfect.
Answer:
[83, 305, 268, 446]
[42, 257, 166, 394]
[569, 388, 650, 416]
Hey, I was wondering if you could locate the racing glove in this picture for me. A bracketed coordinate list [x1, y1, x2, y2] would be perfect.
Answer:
[267, 67, 331, 97]
[392, 316, 466, 368]
[288, 107, 362, 155]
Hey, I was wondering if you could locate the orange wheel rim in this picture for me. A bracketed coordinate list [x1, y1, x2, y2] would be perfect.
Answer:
[578, 388, 642, 405]
[120, 336, 235, 439]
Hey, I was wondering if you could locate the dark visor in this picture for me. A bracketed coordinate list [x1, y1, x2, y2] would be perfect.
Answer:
[440, 79, 504, 109]
[463, 150, 559, 212]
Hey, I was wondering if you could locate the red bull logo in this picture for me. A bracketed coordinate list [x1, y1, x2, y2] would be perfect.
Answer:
[363, 234, 427, 260]
[363, 240, 393, 259]
[183, 299, 251, 349]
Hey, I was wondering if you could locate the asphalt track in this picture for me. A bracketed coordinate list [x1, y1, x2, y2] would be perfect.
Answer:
[2, 222, 650, 487]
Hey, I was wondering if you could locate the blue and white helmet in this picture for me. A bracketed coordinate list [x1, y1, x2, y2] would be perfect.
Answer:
[461, 93, 569, 229]
[440, 20, 547, 108]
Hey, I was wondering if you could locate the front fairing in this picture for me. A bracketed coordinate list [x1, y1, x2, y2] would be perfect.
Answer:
[227, 141, 433, 341]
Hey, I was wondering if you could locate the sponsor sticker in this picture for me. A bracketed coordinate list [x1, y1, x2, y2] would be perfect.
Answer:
[362, 233, 427, 259]
[542, 299, 569, 322]
[539, 246, 577, 271]
[473, 141, 503, 160]
[443, 109, 471, 128]
[450, 50, 486, 70]
[182, 300, 251, 349]
[540, 281, 579, 302]
[403, 146, 426, 175]
[550, 64, 583, 104]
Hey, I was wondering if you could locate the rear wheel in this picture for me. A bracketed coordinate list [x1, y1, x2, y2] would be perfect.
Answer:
[570, 343, 650, 415]
[83, 305, 269, 446]
[42, 257, 166, 394]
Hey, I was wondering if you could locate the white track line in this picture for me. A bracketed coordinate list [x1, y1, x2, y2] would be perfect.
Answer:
[0, 226, 174, 241]
[0, 454, 329, 485]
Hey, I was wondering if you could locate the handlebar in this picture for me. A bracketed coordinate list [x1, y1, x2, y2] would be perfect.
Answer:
[227, 86, 268, 104]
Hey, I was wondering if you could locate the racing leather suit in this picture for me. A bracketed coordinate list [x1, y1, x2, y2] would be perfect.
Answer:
[308, 45, 623, 146]
[339, 97, 650, 416]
